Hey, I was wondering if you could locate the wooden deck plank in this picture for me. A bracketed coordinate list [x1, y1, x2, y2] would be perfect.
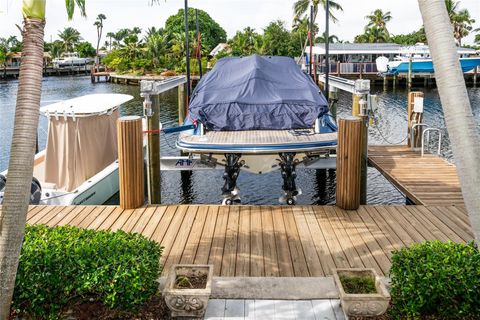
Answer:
[77, 206, 109, 229]
[130, 206, 157, 235]
[180, 206, 209, 264]
[158, 206, 191, 270]
[368, 145, 464, 206]
[333, 206, 384, 275]
[209, 206, 229, 276]
[222, 206, 240, 277]
[236, 206, 251, 276]
[302, 206, 336, 275]
[291, 206, 324, 276]
[323, 206, 364, 269]
[194, 206, 219, 265]
[249, 206, 265, 277]
[271, 206, 295, 277]
[355, 207, 396, 258]
[26, 206, 46, 221]
[163, 205, 199, 271]
[261, 207, 280, 277]
[282, 207, 310, 277]
[345, 208, 391, 275]
[16, 203, 475, 279]
[312, 206, 350, 269]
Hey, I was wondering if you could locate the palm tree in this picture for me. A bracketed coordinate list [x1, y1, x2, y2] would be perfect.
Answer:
[355, 26, 390, 43]
[0, 1, 86, 318]
[365, 9, 392, 29]
[293, 0, 343, 23]
[451, 9, 475, 46]
[146, 32, 168, 68]
[418, 0, 480, 241]
[315, 32, 339, 43]
[58, 26, 82, 52]
[106, 31, 114, 50]
[94, 13, 106, 62]
[444, 0, 475, 46]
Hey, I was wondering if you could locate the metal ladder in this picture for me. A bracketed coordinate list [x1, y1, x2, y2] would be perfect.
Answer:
[411, 123, 442, 157]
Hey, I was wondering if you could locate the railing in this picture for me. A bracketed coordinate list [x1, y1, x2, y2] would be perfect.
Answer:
[316, 62, 378, 75]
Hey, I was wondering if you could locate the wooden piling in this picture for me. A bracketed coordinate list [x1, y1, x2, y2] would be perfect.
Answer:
[146, 95, 162, 204]
[336, 117, 363, 210]
[407, 91, 424, 148]
[117, 116, 144, 209]
[352, 94, 361, 117]
[178, 83, 186, 124]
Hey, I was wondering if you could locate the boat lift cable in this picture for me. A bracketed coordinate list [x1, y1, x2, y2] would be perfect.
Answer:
[370, 106, 408, 145]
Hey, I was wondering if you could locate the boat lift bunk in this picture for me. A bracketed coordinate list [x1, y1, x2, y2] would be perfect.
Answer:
[173, 55, 338, 204]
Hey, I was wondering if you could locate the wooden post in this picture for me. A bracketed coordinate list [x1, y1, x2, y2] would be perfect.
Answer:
[393, 74, 397, 91]
[336, 117, 363, 210]
[117, 116, 144, 209]
[383, 76, 388, 91]
[359, 115, 368, 205]
[407, 91, 424, 148]
[178, 83, 186, 124]
[146, 95, 162, 204]
[337, 62, 340, 76]
[352, 93, 361, 117]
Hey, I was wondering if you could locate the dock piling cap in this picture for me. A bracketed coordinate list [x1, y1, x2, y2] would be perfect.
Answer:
[41, 94, 134, 117]
[119, 115, 141, 122]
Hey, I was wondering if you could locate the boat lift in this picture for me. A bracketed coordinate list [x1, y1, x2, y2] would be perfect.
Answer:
[140, 76, 337, 173]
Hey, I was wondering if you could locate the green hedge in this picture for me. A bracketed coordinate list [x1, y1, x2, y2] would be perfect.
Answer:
[13, 225, 162, 318]
[390, 240, 480, 318]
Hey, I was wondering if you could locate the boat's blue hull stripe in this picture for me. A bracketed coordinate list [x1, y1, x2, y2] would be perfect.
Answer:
[176, 140, 338, 152]
[390, 58, 480, 74]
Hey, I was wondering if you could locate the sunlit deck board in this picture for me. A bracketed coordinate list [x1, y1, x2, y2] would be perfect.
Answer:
[9, 204, 474, 278]
[368, 145, 464, 206]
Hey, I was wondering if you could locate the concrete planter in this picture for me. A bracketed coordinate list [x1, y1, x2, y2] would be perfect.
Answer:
[333, 268, 390, 317]
[163, 264, 213, 318]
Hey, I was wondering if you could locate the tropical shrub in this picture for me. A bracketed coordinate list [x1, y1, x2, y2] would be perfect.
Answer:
[390, 241, 480, 318]
[13, 225, 162, 318]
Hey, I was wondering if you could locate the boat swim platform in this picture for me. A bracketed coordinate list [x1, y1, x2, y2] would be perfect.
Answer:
[178, 130, 337, 153]
[13, 204, 473, 278]
[368, 145, 464, 206]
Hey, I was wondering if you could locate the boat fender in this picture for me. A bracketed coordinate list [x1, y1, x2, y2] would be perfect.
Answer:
[0, 174, 5, 204]
[30, 177, 42, 205]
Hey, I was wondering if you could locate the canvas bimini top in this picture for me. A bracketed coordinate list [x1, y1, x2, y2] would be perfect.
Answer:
[188, 55, 328, 131]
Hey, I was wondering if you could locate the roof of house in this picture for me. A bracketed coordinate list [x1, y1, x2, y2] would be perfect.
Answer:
[308, 43, 476, 55]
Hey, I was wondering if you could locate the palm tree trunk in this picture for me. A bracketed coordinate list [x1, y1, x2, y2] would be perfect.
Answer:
[418, 0, 480, 241]
[0, 17, 45, 319]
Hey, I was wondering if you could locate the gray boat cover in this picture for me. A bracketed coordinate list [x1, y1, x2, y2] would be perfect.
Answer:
[188, 55, 328, 131]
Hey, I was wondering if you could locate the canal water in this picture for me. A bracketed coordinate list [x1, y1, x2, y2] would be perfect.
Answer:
[1, 76, 479, 205]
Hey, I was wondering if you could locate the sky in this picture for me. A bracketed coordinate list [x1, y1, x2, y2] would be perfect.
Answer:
[0, 0, 479, 46]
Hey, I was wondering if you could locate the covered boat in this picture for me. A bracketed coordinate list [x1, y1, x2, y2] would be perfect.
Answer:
[177, 55, 337, 205]
[188, 55, 329, 131]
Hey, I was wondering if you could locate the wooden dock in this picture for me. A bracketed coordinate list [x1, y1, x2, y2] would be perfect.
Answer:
[17, 204, 473, 277]
[368, 145, 464, 206]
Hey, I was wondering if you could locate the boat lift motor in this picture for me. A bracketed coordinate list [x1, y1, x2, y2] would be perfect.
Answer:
[0, 175, 42, 205]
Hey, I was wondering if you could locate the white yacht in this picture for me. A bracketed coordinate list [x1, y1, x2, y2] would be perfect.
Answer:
[0, 94, 133, 205]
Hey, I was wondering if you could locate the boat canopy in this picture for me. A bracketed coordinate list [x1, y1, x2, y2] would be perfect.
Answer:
[41, 93, 133, 117]
[188, 55, 328, 131]
[42, 94, 133, 192]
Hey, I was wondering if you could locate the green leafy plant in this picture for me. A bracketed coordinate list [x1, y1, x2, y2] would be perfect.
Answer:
[339, 274, 376, 294]
[390, 241, 480, 318]
[13, 225, 162, 318]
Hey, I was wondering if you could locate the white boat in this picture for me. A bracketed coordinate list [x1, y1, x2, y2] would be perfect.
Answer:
[177, 55, 337, 205]
[52, 52, 91, 68]
[0, 94, 134, 205]
[376, 44, 480, 74]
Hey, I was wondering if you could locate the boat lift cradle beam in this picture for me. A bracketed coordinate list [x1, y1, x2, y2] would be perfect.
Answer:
[318, 74, 371, 95]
